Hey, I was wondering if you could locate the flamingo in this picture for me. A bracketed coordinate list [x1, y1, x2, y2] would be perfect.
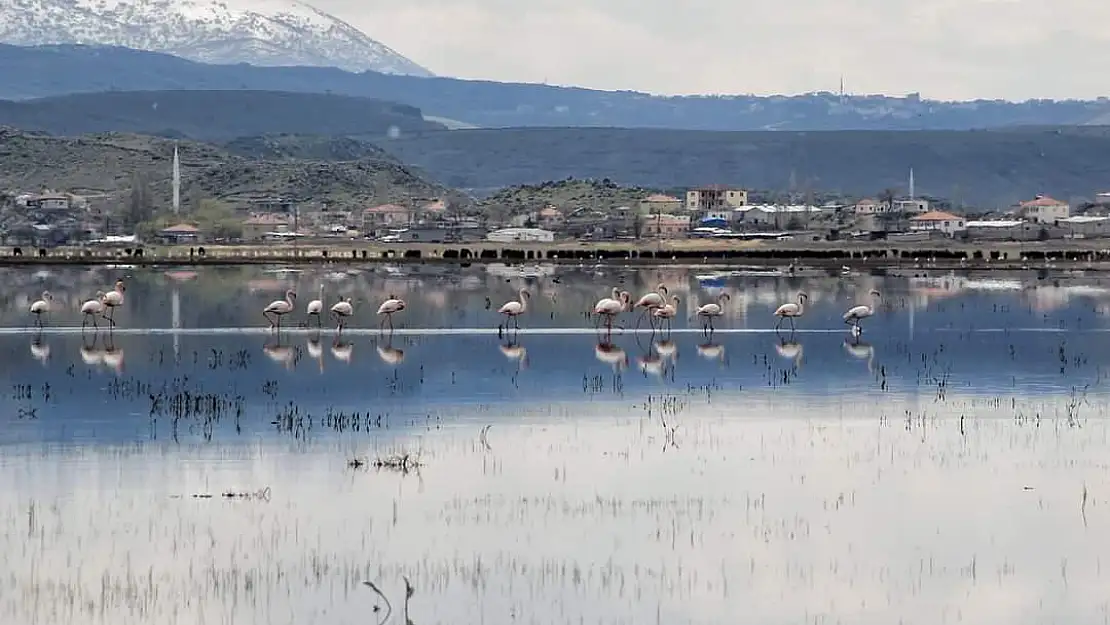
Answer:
[695, 293, 731, 334]
[498, 288, 531, 330]
[633, 283, 669, 329]
[377, 295, 406, 331]
[263, 289, 297, 331]
[80, 292, 106, 331]
[29, 290, 52, 327]
[843, 289, 881, 334]
[306, 284, 325, 327]
[331, 297, 353, 332]
[651, 295, 680, 333]
[102, 280, 126, 326]
[593, 287, 630, 333]
[773, 292, 808, 332]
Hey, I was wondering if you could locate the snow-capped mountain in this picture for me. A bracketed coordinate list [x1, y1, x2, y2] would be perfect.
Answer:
[0, 0, 432, 76]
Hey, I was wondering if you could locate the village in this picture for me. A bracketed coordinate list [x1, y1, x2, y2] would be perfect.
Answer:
[4, 181, 1110, 248]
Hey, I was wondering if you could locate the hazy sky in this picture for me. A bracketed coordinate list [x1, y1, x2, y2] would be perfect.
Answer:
[307, 0, 1109, 101]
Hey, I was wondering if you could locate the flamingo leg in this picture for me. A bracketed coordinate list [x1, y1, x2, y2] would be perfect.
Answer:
[264, 311, 274, 329]
[388, 314, 395, 331]
[789, 316, 796, 331]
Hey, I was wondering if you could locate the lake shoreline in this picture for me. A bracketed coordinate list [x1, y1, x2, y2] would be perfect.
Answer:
[3, 240, 1108, 270]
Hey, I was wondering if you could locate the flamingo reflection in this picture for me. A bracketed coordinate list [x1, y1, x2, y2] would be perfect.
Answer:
[30, 333, 50, 366]
[843, 336, 875, 373]
[306, 332, 325, 373]
[100, 336, 125, 375]
[330, 338, 353, 364]
[594, 339, 629, 373]
[775, 335, 804, 369]
[696, 341, 726, 366]
[263, 337, 296, 370]
[499, 337, 528, 371]
[376, 335, 405, 366]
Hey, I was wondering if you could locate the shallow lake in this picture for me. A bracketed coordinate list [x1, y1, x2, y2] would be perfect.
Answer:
[3, 264, 1110, 624]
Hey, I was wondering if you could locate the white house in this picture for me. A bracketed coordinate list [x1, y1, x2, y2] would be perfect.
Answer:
[908, 211, 967, 236]
[1018, 195, 1070, 224]
[487, 228, 555, 243]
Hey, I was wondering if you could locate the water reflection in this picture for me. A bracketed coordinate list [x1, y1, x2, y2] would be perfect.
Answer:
[843, 336, 875, 373]
[8, 267, 1110, 625]
[775, 334, 804, 368]
[376, 333, 404, 365]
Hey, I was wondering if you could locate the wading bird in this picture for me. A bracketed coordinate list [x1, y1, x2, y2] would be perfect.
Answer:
[695, 293, 731, 334]
[377, 295, 406, 332]
[773, 292, 808, 332]
[102, 280, 126, 326]
[29, 290, 52, 327]
[843, 289, 881, 334]
[593, 287, 629, 334]
[80, 292, 106, 331]
[498, 288, 531, 330]
[633, 283, 669, 329]
[263, 289, 297, 331]
[331, 297, 353, 333]
[306, 284, 325, 327]
[652, 295, 680, 333]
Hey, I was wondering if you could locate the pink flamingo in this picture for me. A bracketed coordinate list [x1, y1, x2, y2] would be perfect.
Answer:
[102, 279, 126, 326]
[652, 295, 680, 333]
[695, 293, 731, 335]
[593, 287, 630, 334]
[498, 288, 531, 330]
[330, 297, 353, 333]
[632, 283, 668, 329]
[29, 290, 52, 328]
[80, 291, 106, 331]
[263, 289, 297, 331]
[377, 295, 406, 331]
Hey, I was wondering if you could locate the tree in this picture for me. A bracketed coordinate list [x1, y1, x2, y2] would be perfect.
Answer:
[195, 199, 243, 239]
[123, 172, 153, 230]
[632, 212, 645, 238]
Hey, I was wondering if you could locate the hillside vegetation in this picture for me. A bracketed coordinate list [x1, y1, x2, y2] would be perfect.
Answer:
[0, 90, 443, 140]
[0, 128, 447, 210]
[379, 127, 1110, 207]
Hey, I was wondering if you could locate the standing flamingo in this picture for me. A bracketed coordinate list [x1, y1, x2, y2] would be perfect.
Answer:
[633, 283, 669, 329]
[306, 284, 325, 327]
[773, 292, 808, 332]
[593, 287, 629, 334]
[651, 295, 680, 333]
[263, 289, 297, 331]
[498, 288, 531, 330]
[843, 289, 881, 334]
[695, 293, 731, 334]
[377, 295, 406, 332]
[29, 290, 52, 327]
[101, 279, 126, 326]
[80, 292, 105, 331]
[331, 296, 353, 333]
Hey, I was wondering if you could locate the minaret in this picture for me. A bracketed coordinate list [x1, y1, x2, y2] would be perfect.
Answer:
[908, 167, 915, 200]
[172, 143, 181, 215]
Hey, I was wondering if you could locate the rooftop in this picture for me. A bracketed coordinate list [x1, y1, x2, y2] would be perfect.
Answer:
[161, 223, 199, 233]
[910, 211, 962, 221]
[1021, 195, 1066, 207]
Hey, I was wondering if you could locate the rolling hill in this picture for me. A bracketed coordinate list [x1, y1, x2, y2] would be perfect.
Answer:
[376, 127, 1110, 208]
[0, 128, 447, 210]
[0, 90, 443, 140]
[2, 44, 1110, 131]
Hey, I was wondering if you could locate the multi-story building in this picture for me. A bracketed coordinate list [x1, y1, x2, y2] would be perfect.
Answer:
[685, 186, 747, 211]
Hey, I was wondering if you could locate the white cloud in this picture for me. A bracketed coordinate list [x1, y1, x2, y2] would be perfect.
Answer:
[309, 0, 1110, 100]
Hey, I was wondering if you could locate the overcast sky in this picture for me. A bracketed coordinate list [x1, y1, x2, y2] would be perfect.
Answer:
[307, 0, 1109, 101]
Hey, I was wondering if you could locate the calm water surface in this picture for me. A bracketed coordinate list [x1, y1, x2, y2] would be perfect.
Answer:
[3, 264, 1110, 624]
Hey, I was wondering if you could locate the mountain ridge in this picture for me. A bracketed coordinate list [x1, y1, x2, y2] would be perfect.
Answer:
[0, 90, 445, 139]
[2, 44, 1110, 130]
[0, 0, 432, 76]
